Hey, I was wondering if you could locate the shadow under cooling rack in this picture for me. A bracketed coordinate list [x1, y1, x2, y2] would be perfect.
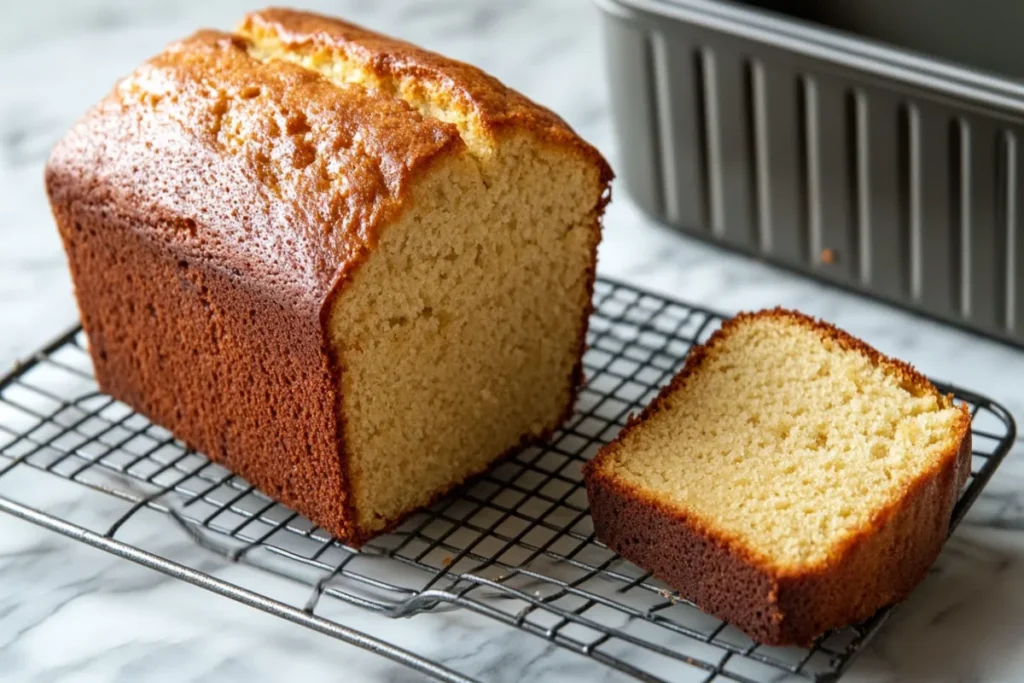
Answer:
[0, 278, 1015, 683]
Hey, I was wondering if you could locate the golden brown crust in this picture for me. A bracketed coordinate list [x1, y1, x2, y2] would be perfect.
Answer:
[239, 7, 614, 189]
[46, 8, 611, 546]
[583, 308, 972, 645]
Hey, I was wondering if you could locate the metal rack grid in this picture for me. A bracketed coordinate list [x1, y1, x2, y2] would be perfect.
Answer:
[0, 278, 1015, 683]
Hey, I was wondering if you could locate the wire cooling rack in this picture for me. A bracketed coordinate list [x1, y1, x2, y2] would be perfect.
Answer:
[0, 278, 1015, 683]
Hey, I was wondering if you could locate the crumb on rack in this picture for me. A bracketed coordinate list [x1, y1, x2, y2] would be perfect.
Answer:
[442, 555, 453, 567]
[820, 248, 836, 264]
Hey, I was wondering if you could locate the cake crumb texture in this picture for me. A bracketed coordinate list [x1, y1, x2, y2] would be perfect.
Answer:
[584, 309, 971, 644]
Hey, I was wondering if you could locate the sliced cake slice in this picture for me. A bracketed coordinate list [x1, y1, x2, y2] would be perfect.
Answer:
[583, 308, 971, 645]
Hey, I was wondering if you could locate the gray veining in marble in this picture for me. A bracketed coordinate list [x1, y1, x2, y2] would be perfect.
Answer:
[2, 1, 1024, 681]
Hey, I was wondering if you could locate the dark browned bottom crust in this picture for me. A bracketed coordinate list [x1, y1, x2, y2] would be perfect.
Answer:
[139, 366, 580, 549]
[101, 335, 581, 550]
[585, 433, 972, 646]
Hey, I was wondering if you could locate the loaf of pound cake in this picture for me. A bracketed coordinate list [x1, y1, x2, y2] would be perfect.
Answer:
[584, 309, 971, 645]
[46, 8, 612, 546]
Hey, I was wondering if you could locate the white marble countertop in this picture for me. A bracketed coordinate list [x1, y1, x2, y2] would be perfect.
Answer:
[3, 1, 1024, 681]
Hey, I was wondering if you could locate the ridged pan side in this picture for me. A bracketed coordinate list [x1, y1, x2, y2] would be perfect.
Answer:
[602, 4, 1024, 343]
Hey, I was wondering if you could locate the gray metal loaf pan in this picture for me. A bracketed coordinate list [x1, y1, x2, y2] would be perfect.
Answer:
[599, 0, 1024, 345]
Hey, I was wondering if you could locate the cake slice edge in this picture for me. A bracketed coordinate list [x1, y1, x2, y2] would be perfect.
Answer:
[582, 308, 972, 645]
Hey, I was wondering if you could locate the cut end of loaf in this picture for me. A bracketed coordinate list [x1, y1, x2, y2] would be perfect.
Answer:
[332, 140, 601, 538]
[587, 308, 970, 572]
